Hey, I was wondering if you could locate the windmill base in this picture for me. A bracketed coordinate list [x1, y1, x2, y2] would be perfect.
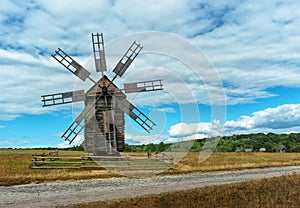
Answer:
[94, 150, 121, 157]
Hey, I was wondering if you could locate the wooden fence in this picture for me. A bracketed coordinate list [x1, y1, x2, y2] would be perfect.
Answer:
[31, 152, 173, 170]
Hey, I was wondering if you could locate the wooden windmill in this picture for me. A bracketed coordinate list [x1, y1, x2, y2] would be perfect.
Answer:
[41, 33, 163, 156]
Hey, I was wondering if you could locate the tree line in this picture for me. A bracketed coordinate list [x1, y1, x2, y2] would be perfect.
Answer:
[124, 132, 300, 153]
[68, 132, 300, 152]
[214, 132, 300, 152]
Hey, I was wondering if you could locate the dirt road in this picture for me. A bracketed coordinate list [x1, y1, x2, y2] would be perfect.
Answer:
[1, 166, 300, 208]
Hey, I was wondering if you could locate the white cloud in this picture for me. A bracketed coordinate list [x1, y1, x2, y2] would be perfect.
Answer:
[57, 134, 84, 148]
[125, 133, 166, 145]
[225, 116, 255, 131]
[162, 104, 300, 144]
[0, 126, 5, 128]
[153, 107, 176, 113]
[0, 49, 52, 66]
[164, 133, 207, 144]
[225, 104, 300, 132]
[168, 120, 222, 137]
[0, 0, 300, 121]
[169, 122, 210, 137]
[192, 1, 300, 104]
[0, 62, 75, 120]
[107, 33, 225, 107]
[166, 119, 222, 143]
[0, 139, 32, 146]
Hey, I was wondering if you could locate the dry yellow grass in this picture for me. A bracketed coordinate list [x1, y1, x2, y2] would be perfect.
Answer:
[0, 149, 118, 186]
[67, 173, 300, 208]
[1, 149, 300, 186]
[164, 152, 300, 174]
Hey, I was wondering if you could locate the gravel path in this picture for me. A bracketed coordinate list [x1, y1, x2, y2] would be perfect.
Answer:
[1, 166, 300, 208]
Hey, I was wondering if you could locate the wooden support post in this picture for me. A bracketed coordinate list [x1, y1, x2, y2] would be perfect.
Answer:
[170, 154, 174, 166]
[81, 156, 86, 166]
[32, 154, 37, 166]
[127, 156, 130, 170]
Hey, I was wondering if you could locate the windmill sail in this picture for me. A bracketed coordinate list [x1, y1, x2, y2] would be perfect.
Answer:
[61, 95, 102, 143]
[41, 90, 85, 107]
[124, 79, 163, 93]
[92, 33, 107, 72]
[114, 95, 155, 133]
[52, 48, 96, 83]
[113, 41, 142, 77]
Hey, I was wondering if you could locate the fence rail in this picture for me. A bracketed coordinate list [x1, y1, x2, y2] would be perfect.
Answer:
[31, 152, 173, 170]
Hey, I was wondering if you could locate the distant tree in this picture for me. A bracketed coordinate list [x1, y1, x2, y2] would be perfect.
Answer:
[122, 132, 300, 153]
[216, 140, 235, 152]
[145, 143, 156, 152]
[157, 141, 166, 152]
[124, 144, 132, 152]
[190, 140, 205, 152]
[70, 144, 84, 151]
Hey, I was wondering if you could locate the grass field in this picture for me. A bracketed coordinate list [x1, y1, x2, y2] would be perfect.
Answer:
[1, 149, 300, 186]
[0, 149, 118, 186]
[67, 173, 300, 208]
[166, 152, 300, 174]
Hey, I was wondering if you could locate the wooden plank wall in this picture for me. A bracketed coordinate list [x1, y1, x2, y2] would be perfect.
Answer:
[84, 94, 125, 155]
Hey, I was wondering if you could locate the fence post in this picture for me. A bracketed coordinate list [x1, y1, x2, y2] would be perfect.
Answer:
[170, 154, 174, 166]
[49, 152, 53, 161]
[81, 156, 85, 166]
[127, 156, 130, 170]
[42, 153, 46, 162]
[32, 154, 37, 166]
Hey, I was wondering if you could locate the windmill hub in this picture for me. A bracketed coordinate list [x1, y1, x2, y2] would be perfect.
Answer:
[41, 33, 163, 156]
[102, 86, 108, 94]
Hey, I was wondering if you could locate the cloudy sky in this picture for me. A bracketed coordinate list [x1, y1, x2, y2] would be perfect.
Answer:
[1, 0, 300, 148]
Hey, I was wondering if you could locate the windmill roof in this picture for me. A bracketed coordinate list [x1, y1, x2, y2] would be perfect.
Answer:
[86, 75, 125, 97]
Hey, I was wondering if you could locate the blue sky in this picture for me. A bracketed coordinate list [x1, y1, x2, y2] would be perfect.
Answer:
[1, 0, 300, 148]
